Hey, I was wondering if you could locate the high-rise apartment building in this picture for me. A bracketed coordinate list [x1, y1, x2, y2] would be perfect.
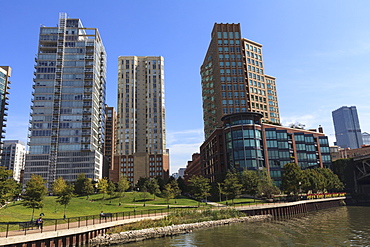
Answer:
[332, 106, 363, 149]
[114, 56, 169, 183]
[0, 66, 11, 146]
[24, 13, 106, 187]
[1, 140, 26, 182]
[201, 23, 280, 138]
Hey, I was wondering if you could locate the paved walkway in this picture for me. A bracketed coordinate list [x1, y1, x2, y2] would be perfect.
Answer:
[205, 201, 226, 207]
[1, 212, 169, 246]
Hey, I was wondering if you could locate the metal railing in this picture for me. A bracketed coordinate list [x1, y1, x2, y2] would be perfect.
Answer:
[0, 207, 171, 238]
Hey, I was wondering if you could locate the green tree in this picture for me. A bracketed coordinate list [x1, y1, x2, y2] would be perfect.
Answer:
[117, 176, 130, 204]
[97, 178, 108, 207]
[51, 177, 67, 212]
[74, 173, 94, 199]
[22, 175, 48, 220]
[257, 169, 280, 198]
[169, 179, 181, 203]
[155, 176, 166, 191]
[222, 171, 243, 205]
[135, 177, 149, 191]
[240, 170, 260, 200]
[332, 158, 353, 184]
[161, 183, 175, 205]
[136, 179, 149, 206]
[0, 167, 20, 206]
[282, 163, 304, 195]
[145, 178, 160, 200]
[56, 183, 74, 219]
[177, 177, 187, 194]
[52, 177, 66, 196]
[301, 169, 324, 193]
[74, 173, 87, 195]
[82, 178, 94, 200]
[188, 175, 211, 207]
[315, 168, 344, 192]
[107, 179, 116, 203]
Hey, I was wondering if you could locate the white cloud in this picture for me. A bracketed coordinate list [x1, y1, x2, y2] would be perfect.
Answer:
[280, 114, 316, 129]
[167, 128, 204, 174]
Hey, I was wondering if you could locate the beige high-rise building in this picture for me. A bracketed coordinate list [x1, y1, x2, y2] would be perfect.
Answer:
[115, 56, 169, 183]
[201, 23, 280, 138]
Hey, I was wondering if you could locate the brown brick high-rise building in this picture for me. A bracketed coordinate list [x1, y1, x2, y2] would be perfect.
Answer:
[201, 23, 280, 138]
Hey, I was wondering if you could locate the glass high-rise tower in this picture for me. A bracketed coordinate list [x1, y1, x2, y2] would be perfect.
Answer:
[24, 13, 106, 187]
[114, 56, 169, 183]
[0, 66, 11, 146]
[332, 106, 363, 149]
[201, 23, 280, 138]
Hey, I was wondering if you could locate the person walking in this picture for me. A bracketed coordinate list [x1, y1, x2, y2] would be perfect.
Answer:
[36, 217, 43, 229]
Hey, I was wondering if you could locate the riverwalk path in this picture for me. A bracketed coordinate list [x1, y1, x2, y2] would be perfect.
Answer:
[0, 197, 345, 246]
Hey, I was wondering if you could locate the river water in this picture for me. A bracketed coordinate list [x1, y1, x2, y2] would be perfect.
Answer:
[115, 206, 370, 247]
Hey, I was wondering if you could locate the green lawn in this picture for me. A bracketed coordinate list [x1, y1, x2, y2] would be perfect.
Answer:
[0, 193, 200, 223]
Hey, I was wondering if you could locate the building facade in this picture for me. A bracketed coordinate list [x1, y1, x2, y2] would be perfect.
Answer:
[24, 13, 106, 187]
[115, 56, 169, 183]
[184, 153, 201, 183]
[201, 23, 280, 138]
[332, 106, 363, 149]
[200, 112, 331, 187]
[0, 66, 11, 146]
[330, 145, 370, 161]
[104, 106, 118, 181]
[1, 140, 26, 182]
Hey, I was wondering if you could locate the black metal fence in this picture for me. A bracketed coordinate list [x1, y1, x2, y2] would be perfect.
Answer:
[0, 207, 171, 238]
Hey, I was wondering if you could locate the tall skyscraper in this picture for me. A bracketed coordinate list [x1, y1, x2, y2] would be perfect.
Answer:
[201, 23, 280, 138]
[114, 56, 169, 183]
[332, 106, 363, 149]
[0, 66, 11, 146]
[362, 132, 370, 145]
[1, 140, 26, 182]
[24, 13, 106, 187]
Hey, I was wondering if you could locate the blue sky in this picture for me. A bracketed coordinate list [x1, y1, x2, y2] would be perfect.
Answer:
[1, 1, 370, 174]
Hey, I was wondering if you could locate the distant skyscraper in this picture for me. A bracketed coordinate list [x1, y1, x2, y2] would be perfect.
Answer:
[24, 13, 106, 187]
[0, 66, 11, 146]
[114, 56, 169, 183]
[363, 132, 370, 145]
[1, 140, 26, 182]
[201, 23, 280, 138]
[332, 106, 363, 149]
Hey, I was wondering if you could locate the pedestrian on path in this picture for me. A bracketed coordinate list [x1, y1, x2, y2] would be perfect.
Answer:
[36, 217, 43, 229]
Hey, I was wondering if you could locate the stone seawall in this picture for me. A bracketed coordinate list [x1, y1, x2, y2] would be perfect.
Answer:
[89, 215, 271, 246]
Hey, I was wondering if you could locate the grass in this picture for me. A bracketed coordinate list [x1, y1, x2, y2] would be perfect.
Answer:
[108, 208, 246, 233]
[0, 193, 200, 223]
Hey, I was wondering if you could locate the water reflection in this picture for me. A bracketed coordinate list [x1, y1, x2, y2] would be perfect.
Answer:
[115, 206, 370, 247]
